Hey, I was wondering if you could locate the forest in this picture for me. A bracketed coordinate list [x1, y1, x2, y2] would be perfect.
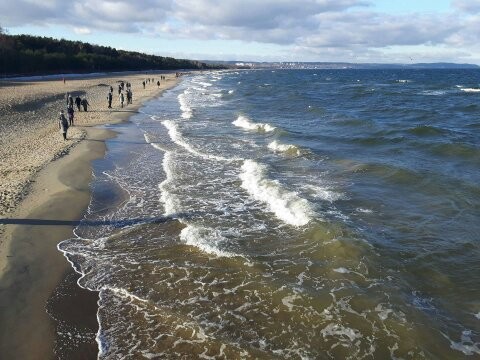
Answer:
[0, 29, 223, 76]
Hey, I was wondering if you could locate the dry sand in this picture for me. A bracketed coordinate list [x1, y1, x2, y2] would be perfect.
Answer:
[0, 72, 180, 359]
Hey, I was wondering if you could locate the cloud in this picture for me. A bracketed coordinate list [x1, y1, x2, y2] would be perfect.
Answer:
[73, 27, 92, 35]
[0, 0, 479, 62]
[299, 12, 460, 48]
[172, 0, 365, 29]
[453, 0, 480, 14]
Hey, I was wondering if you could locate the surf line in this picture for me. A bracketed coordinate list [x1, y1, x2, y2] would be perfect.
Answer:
[161, 119, 242, 163]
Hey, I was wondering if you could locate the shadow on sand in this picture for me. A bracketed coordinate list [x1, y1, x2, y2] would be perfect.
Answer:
[0, 214, 191, 228]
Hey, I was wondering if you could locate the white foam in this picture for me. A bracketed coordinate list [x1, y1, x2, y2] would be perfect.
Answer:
[143, 133, 169, 153]
[228, 90, 234, 94]
[268, 140, 301, 156]
[443, 330, 480, 356]
[303, 184, 343, 203]
[320, 323, 362, 342]
[180, 225, 236, 258]
[460, 88, 480, 93]
[232, 115, 276, 133]
[375, 304, 393, 321]
[421, 90, 446, 96]
[159, 151, 181, 215]
[281, 294, 301, 312]
[162, 120, 234, 162]
[178, 92, 193, 119]
[333, 267, 350, 274]
[239, 160, 313, 226]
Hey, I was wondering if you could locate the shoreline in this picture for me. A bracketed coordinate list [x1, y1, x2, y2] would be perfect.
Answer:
[0, 72, 181, 358]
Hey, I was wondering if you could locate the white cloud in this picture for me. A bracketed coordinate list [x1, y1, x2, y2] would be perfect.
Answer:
[1, 0, 480, 63]
[453, 0, 480, 13]
[73, 27, 92, 35]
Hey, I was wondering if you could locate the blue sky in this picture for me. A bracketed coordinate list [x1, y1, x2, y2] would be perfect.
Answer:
[2, 0, 480, 64]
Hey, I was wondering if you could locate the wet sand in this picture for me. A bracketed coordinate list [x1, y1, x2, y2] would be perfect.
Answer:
[0, 73, 180, 359]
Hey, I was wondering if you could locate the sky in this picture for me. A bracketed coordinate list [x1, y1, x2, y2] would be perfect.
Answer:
[1, 0, 480, 64]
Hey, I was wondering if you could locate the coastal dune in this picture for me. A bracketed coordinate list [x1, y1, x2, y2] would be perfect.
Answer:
[0, 72, 179, 359]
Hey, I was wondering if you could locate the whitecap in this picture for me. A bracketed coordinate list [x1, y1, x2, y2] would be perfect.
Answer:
[460, 88, 480, 93]
[178, 92, 192, 119]
[180, 225, 237, 258]
[303, 184, 343, 203]
[356, 207, 373, 214]
[159, 151, 181, 215]
[162, 120, 234, 162]
[239, 160, 313, 226]
[421, 90, 446, 96]
[232, 115, 276, 133]
[267, 140, 301, 156]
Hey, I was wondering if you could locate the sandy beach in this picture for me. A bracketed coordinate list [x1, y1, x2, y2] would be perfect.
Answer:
[0, 72, 180, 359]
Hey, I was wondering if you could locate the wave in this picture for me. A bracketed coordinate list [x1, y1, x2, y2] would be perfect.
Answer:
[407, 125, 445, 137]
[143, 133, 170, 152]
[421, 90, 446, 96]
[180, 225, 237, 258]
[302, 184, 343, 202]
[232, 115, 276, 133]
[195, 81, 213, 87]
[430, 142, 480, 160]
[239, 160, 313, 226]
[159, 151, 181, 215]
[460, 88, 480, 93]
[162, 120, 234, 162]
[267, 140, 302, 156]
[178, 92, 192, 119]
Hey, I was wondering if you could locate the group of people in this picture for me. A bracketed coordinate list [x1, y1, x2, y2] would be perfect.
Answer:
[59, 93, 90, 140]
[58, 75, 166, 141]
[112, 82, 133, 108]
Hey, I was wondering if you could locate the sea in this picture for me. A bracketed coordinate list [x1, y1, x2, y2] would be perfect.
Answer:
[58, 69, 480, 359]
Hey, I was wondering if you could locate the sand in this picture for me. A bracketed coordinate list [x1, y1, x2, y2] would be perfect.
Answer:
[0, 72, 180, 359]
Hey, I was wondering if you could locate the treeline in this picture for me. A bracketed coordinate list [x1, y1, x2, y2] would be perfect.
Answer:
[0, 31, 224, 76]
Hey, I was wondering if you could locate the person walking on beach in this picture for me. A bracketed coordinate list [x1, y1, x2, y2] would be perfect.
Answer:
[120, 93, 124, 108]
[142, 80, 145, 89]
[110, 85, 113, 93]
[75, 96, 81, 111]
[118, 85, 121, 95]
[68, 94, 74, 108]
[58, 110, 69, 141]
[81, 98, 90, 111]
[67, 106, 74, 126]
[107, 91, 113, 108]
[157, 80, 160, 88]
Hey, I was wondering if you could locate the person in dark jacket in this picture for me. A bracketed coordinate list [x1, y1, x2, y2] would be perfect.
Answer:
[81, 98, 90, 111]
[107, 91, 113, 108]
[58, 110, 69, 140]
[67, 106, 74, 126]
[75, 96, 81, 111]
